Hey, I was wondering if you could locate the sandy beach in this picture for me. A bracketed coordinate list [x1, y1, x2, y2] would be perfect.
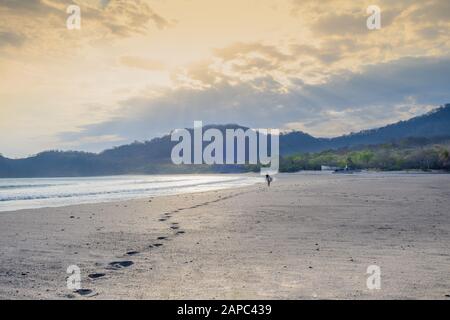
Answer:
[0, 173, 449, 299]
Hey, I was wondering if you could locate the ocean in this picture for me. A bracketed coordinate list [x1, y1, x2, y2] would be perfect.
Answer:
[0, 174, 263, 212]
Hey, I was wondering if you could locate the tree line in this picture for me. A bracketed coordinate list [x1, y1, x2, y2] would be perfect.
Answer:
[278, 140, 450, 172]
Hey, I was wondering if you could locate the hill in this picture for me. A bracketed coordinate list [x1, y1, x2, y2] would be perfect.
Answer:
[1, 104, 449, 177]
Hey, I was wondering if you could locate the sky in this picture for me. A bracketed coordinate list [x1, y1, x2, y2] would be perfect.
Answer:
[0, 0, 449, 158]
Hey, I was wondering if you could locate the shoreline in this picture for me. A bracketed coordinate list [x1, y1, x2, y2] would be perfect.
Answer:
[2, 171, 449, 214]
[1, 173, 449, 299]
[0, 174, 263, 213]
[0, 182, 261, 214]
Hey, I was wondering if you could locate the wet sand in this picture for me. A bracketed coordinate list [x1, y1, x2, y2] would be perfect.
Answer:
[0, 173, 449, 299]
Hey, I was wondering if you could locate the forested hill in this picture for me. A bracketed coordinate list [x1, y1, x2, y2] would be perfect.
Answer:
[1, 104, 449, 177]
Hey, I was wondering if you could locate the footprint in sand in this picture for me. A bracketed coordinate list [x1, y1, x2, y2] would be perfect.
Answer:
[88, 273, 106, 280]
[74, 288, 98, 297]
[159, 218, 167, 222]
[170, 225, 180, 230]
[107, 261, 134, 270]
[157, 236, 167, 240]
[153, 243, 163, 247]
[126, 251, 139, 256]
[176, 231, 185, 235]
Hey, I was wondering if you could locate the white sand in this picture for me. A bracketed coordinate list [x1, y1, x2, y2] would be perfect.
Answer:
[0, 173, 449, 299]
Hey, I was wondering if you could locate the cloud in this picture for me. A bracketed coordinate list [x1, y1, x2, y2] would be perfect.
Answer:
[309, 9, 398, 35]
[311, 13, 367, 35]
[213, 42, 298, 75]
[0, 0, 60, 15]
[299, 56, 450, 110]
[214, 42, 293, 63]
[94, 0, 172, 36]
[408, 0, 450, 23]
[0, 30, 26, 47]
[100, 0, 111, 8]
[0, 0, 173, 46]
[59, 55, 450, 149]
[175, 41, 329, 89]
[290, 39, 357, 64]
[290, 0, 450, 60]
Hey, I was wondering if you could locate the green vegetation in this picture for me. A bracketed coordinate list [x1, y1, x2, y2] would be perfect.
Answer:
[279, 139, 450, 172]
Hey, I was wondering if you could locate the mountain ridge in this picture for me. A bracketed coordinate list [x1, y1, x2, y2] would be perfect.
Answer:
[1, 103, 449, 177]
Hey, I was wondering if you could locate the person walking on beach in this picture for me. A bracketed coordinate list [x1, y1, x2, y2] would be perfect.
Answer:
[265, 174, 273, 187]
